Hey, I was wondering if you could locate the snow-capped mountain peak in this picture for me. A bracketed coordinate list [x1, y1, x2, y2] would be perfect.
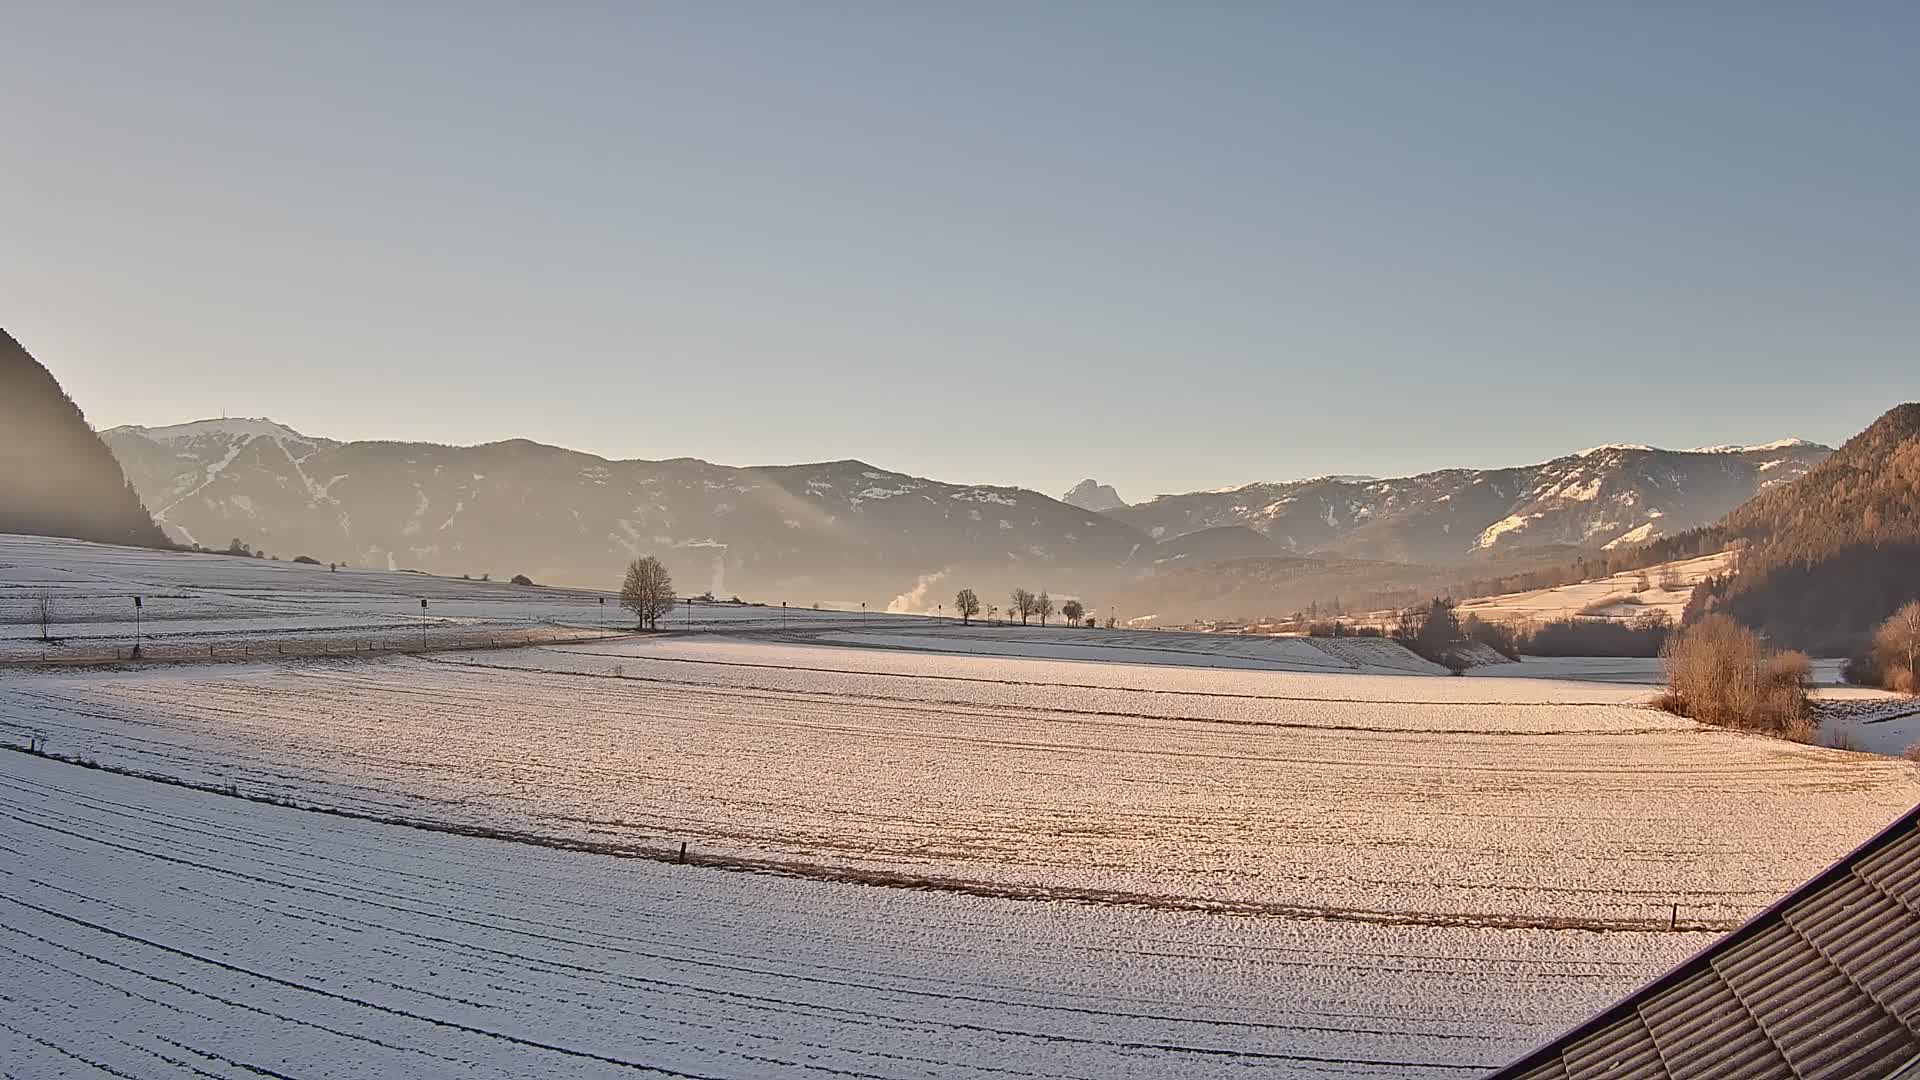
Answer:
[1683, 437, 1816, 454]
[1106, 439, 1832, 562]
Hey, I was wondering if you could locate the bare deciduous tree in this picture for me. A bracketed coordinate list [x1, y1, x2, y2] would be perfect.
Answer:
[954, 588, 981, 626]
[1873, 599, 1920, 694]
[33, 595, 54, 642]
[1010, 588, 1035, 626]
[1034, 590, 1054, 627]
[1060, 599, 1084, 625]
[620, 557, 676, 630]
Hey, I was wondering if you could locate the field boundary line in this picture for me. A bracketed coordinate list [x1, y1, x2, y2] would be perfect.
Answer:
[508, 647, 1641, 709]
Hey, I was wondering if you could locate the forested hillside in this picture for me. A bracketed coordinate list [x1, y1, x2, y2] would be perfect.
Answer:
[1687, 404, 1920, 653]
[0, 330, 169, 549]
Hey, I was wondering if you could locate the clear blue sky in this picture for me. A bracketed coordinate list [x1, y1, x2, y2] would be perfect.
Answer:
[4, 3, 1915, 499]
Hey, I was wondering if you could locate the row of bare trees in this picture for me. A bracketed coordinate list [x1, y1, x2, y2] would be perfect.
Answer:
[950, 587, 1088, 627]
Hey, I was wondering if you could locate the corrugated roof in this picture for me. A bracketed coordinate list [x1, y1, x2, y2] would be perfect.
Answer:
[1489, 803, 1920, 1080]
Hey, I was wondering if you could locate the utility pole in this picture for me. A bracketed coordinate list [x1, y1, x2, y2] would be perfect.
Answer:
[419, 598, 428, 650]
[133, 595, 142, 658]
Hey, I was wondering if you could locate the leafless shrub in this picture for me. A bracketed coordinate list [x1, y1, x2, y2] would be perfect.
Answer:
[1658, 615, 1809, 734]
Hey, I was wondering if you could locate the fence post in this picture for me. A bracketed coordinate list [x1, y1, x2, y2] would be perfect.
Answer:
[678, 841, 688, 864]
[1670, 903, 1678, 930]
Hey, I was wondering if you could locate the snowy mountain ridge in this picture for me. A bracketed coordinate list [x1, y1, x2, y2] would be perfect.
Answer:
[102, 421, 1143, 600]
[100, 417, 1831, 608]
[1105, 440, 1831, 565]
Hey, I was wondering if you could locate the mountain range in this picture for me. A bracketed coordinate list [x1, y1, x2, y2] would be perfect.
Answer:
[101, 415, 1829, 613]
[101, 419, 1142, 605]
[7, 326, 1908, 648]
[1103, 441, 1829, 565]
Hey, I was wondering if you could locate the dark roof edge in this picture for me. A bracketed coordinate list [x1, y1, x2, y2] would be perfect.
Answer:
[1486, 800, 1920, 1079]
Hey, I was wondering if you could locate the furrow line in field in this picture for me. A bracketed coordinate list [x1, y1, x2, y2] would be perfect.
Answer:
[505, 649, 1635, 708]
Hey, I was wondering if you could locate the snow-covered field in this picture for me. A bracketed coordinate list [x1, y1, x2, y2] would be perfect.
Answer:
[5, 535, 1920, 1078]
[0, 752, 1704, 1079]
[0, 535, 905, 661]
[1453, 551, 1735, 625]
[8, 635, 1917, 931]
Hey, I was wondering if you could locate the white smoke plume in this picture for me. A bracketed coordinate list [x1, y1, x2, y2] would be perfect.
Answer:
[886, 568, 951, 614]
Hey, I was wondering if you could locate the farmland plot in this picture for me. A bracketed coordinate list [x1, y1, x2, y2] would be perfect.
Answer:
[5, 634, 1915, 930]
[0, 752, 1706, 1079]
[0, 535, 643, 660]
[6, 535, 1919, 1077]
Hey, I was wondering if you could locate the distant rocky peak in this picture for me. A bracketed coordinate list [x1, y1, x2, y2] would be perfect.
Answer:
[1062, 478, 1126, 512]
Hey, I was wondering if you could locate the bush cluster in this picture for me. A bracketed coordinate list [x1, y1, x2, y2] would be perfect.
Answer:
[1656, 614, 1811, 737]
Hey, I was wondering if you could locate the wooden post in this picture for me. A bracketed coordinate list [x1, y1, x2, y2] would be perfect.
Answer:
[678, 841, 688, 864]
[1670, 903, 1678, 930]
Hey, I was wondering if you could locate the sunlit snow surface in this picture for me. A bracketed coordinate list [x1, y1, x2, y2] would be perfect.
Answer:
[0, 753, 1703, 1079]
[4, 535, 1920, 1078]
